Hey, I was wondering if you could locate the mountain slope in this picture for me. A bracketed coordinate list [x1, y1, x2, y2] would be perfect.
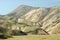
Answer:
[6, 5, 39, 21]
[1, 5, 60, 35]
[17, 6, 60, 34]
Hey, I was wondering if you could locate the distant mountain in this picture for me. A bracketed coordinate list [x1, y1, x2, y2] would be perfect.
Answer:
[17, 6, 60, 34]
[6, 5, 39, 21]
[0, 5, 60, 35]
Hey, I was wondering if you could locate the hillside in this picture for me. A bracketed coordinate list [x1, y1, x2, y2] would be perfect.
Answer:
[0, 5, 60, 35]
[6, 5, 39, 21]
[16, 6, 60, 34]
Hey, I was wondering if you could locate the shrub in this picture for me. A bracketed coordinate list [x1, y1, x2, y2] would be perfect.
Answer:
[12, 30, 27, 35]
[4, 29, 12, 38]
[0, 27, 12, 39]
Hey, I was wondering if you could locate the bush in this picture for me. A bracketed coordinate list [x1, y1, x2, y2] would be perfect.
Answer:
[0, 27, 12, 38]
[12, 30, 27, 35]
[0, 34, 8, 39]
[0, 27, 12, 39]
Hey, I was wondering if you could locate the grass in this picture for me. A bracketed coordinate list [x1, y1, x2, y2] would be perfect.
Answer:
[1, 34, 60, 40]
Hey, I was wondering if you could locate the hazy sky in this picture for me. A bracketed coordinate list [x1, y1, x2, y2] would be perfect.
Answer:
[0, 0, 60, 15]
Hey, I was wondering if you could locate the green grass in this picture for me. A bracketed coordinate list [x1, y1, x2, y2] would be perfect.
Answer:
[1, 34, 60, 40]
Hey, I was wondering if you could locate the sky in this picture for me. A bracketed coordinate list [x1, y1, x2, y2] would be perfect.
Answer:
[0, 0, 60, 15]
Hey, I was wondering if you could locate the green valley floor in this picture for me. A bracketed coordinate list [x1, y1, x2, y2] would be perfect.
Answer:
[0, 34, 60, 40]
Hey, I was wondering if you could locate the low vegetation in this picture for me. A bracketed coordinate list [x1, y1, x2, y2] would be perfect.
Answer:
[0, 34, 60, 40]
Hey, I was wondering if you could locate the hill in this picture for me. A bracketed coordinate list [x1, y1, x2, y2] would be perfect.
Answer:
[0, 5, 60, 35]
